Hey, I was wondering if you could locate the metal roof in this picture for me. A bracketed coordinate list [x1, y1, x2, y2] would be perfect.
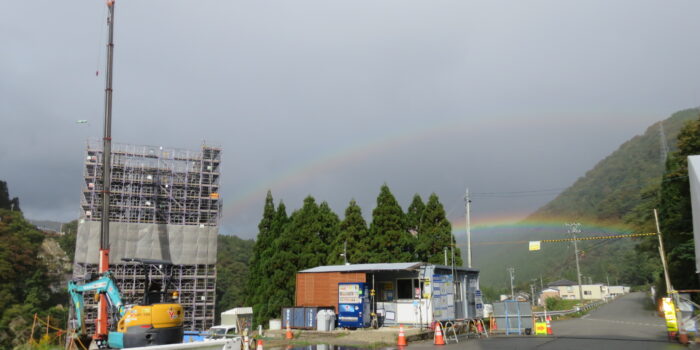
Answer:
[299, 262, 423, 273]
[547, 279, 577, 287]
[299, 262, 479, 273]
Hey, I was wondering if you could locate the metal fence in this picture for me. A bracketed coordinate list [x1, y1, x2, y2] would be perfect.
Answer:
[532, 300, 606, 317]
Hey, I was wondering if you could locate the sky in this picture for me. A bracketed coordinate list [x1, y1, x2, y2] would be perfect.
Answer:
[2, 0, 700, 239]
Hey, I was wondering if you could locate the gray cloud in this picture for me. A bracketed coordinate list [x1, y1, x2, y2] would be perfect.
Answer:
[2, 0, 699, 238]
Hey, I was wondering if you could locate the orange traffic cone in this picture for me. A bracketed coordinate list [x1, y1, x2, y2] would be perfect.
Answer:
[476, 320, 484, 334]
[397, 324, 407, 346]
[434, 322, 446, 345]
[492, 318, 498, 331]
[285, 322, 293, 340]
[546, 319, 553, 335]
[256, 339, 263, 350]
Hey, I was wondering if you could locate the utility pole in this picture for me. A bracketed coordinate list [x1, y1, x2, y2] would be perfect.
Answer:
[465, 188, 472, 268]
[566, 223, 584, 301]
[340, 240, 348, 265]
[654, 209, 673, 294]
[530, 284, 535, 306]
[508, 267, 515, 300]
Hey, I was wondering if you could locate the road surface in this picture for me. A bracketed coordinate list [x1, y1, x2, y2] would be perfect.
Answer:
[409, 292, 683, 350]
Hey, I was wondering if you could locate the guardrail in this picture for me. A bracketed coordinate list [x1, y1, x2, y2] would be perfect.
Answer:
[532, 300, 606, 317]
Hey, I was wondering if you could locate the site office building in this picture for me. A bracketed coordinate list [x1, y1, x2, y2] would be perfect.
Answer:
[295, 262, 481, 326]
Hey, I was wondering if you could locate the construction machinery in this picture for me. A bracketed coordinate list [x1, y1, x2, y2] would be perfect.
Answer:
[69, 258, 184, 348]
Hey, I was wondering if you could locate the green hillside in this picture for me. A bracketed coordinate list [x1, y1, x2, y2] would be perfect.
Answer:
[473, 108, 700, 288]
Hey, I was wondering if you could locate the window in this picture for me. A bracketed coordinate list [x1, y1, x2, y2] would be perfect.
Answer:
[584, 291, 592, 295]
[397, 279, 424, 300]
[397, 279, 413, 299]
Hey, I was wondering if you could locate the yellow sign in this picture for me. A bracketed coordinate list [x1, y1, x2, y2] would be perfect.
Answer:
[529, 241, 541, 251]
[535, 322, 547, 335]
[662, 297, 679, 332]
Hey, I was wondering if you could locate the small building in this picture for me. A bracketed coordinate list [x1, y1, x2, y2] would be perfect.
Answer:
[538, 288, 560, 306]
[607, 286, 630, 298]
[296, 262, 480, 326]
[547, 280, 607, 300]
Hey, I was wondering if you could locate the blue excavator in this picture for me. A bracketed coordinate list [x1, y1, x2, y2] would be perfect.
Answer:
[68, 259, 184, 348]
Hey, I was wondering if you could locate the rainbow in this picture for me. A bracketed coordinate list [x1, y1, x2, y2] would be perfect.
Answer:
[449, 213, 635, 238]
[222, 118, 477, 218]
[220, 113, 638, 228]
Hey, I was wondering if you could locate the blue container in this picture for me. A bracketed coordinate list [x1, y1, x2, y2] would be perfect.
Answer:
[293, 307, 305, 329]
[282, 307, 294, 329]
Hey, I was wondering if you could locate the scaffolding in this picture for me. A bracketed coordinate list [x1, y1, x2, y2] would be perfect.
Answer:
[73, 141, 221, 332]
[72, 262, 216, 332]
[81, 140, 221, 225]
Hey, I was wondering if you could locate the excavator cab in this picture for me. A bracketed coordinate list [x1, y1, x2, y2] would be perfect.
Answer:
[108, 258, 184, 348]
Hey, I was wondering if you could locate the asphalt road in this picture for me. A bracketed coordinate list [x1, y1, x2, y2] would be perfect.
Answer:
[408, 292, 684, 350]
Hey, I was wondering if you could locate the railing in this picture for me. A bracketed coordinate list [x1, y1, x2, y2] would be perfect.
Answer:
[532, 300, 606, 317]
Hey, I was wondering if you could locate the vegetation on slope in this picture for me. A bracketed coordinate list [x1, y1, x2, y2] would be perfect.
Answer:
[475, 108, 699, 288]
[0, 182, 68, 350]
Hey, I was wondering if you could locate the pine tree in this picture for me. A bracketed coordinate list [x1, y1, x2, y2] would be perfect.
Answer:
[329, 200, 370, 264]
[263, 196, 326, 326]
[417, 193, 463, 265]
[318, 201, 340, 258]
[367, 184, 413, 262]
[246, 191, 276, 326]
[406, 194, 425, 236]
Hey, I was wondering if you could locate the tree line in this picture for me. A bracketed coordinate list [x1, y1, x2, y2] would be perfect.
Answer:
[626, 115, 700, 297]
[244, 184, 461, 326]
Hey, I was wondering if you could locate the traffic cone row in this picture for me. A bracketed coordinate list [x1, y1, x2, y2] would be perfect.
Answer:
[434, 322, 445, 345]
[397, 324, 407, 346]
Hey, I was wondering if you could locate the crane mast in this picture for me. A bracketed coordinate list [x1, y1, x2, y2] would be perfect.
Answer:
[97, 0, 116, 341]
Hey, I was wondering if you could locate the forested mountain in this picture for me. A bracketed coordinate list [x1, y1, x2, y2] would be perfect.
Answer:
[474, 108, 700, 289]
[531, 108, 699, 223]
[0, 182, 68, 349]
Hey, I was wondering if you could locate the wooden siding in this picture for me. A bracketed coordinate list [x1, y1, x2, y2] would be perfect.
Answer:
[296, 272, 366, 312]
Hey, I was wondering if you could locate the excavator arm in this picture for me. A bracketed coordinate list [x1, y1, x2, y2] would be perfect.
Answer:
[68, 273, 126, 334]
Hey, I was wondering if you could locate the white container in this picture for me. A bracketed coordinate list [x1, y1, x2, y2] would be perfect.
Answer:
[327, 310, 336, 331]
[317, 310, 328, 331]
[268, 319, 282, 330]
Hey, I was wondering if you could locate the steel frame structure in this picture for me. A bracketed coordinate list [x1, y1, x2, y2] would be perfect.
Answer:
[73, 141, 221, 332]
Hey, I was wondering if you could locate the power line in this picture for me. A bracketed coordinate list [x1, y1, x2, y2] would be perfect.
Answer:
[471, 232, 656, 246]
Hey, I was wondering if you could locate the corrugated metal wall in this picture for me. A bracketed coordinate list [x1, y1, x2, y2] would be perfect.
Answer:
[296, 272, 366, 312]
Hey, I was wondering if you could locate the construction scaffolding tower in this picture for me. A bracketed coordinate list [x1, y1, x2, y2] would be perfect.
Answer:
[72, 140, 221, 332]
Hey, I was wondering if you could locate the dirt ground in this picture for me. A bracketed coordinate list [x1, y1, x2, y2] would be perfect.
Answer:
[257, 326, 434, 348]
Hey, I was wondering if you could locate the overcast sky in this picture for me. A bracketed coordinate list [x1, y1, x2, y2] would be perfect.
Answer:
[2, 0, 699, 239]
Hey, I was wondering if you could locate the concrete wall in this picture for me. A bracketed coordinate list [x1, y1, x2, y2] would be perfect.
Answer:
[74, 221, 218, 264]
